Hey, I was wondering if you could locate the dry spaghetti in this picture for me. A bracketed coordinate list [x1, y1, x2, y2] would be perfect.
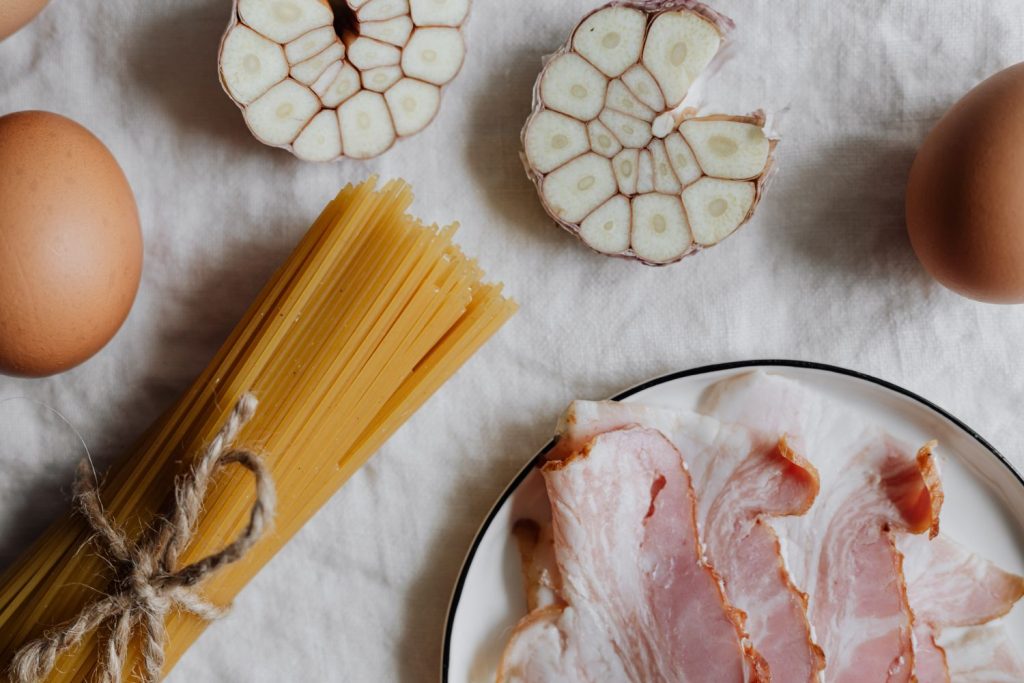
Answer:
[0, 178, 516, 681]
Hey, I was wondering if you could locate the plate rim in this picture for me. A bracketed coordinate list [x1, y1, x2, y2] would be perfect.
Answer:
[439, 358, 1024, 681]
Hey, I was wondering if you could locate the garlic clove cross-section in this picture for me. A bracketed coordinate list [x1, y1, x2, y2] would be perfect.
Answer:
[221, 26, 291, 104]
[524, 110, 591, 174]
[238, 0, 335, 43]
[219, 0, 471, 161]
[679, 117, 771, 180]
[522, 1, 777, 266]
[245, 79, 322, 145]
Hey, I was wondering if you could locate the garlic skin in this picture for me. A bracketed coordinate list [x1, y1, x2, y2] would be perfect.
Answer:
[218, 0, 470, 161]
[521, 1, 777, 266]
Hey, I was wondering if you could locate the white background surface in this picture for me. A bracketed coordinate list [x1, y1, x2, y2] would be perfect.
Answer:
[1, 0, 1023, 681]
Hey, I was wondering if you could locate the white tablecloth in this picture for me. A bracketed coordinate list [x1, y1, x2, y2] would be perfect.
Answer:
[2, 0, 1023, 680]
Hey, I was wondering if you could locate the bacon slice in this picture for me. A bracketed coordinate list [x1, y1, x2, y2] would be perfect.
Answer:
[941, 624, 1024, 682]
[899, 533, 1024, 682]
[499, 606, 575, 683]
[498, 427, 758, 682]
[511, 520, 561, 614]
[551, 400, 822, 682]
[913, 624, 950, 683]
[701, 371, 944, 683]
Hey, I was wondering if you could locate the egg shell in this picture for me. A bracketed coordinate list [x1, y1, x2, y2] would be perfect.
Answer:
[906, 62, 1024, 304]
[0, 111, 143, 377]
[0, 0, 50, 41]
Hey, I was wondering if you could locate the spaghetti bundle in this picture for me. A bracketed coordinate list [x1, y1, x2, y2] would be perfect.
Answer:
[0, 178, 516, 680]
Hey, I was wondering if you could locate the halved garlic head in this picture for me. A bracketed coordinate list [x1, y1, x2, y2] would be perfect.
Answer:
[219, 0, 470, 161]
[522, 1, 777, 265]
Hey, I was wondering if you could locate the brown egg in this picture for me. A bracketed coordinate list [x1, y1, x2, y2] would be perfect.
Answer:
[906, 63, 1024, 303]
[0, 111, 142, 377]
[0, 0, 50, 41]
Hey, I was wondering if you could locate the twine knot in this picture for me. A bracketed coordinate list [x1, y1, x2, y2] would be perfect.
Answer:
[10, 393, 275, 683]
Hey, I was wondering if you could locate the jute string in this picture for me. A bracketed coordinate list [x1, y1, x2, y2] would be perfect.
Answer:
[9, 393, 275, 683]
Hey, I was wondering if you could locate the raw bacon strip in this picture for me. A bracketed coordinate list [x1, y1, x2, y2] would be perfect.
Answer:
[499, 606, 576, 683]
[941, 624, 1024, 682]
[511, 519, 560, 613]
[701, 371, 944, 683]
[498, 427, 758, 682]
[913, 625, 950, 683]
[899, 533, 1024, 682]
[552, 400, 822, 682]
[807, 445, 918, 683]
[901, 533, 1024, 626]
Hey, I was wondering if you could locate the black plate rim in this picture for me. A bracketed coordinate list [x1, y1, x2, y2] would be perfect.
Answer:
[439, 359, 1024, 680]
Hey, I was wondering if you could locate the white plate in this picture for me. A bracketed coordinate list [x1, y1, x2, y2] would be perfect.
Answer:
[441, 361, 1024, 682]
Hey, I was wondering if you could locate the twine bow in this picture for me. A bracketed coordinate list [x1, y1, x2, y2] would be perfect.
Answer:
[10, 393, 275, 683]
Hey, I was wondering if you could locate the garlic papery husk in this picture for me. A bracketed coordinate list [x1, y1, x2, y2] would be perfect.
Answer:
[218, 0, 470, 161]
[521, 1, 777, 266]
